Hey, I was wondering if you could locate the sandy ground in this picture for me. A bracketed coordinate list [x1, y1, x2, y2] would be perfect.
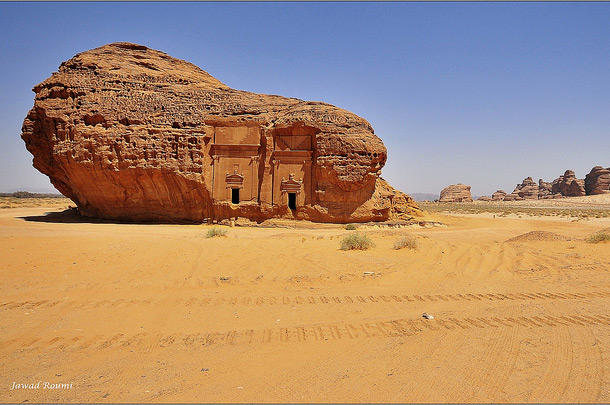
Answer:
[1, 202, 610, 403]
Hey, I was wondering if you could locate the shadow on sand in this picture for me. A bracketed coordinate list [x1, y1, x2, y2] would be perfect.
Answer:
[18, 208, 175, 225]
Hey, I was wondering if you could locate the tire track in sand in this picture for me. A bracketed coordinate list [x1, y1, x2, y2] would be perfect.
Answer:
[5, 312, 608, 352]
[561, 315, 604, 402]
[0, 275, 113, 354]
[452, 303, 521, 403]
[2, 289, 607, 311]
[110, 240, 205, 395]
[528, 323, 573, 402]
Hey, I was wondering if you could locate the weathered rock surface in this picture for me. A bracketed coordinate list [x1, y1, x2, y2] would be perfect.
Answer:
[439, 184, 473, 202]
[553, 170, 586, 197]
[551, 176, 563, 195]
[538, 179, 553, 198]
[585, 166, 610, 195]
[512, 177, 539, 200]
[21, 42, 421, 223]
[477, 196, 492, 201]
[491, 190, 507, 201]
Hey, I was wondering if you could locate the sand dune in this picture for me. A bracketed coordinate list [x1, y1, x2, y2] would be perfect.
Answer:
[1, 203, 609, 403]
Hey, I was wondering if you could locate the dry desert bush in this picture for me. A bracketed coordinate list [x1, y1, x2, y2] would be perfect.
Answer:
[206, 227, 228, 238]
[586, 233, 610, 243]
[340, 233, 375, 250]
[394, 235, 418, 250]
[344, 224, 358, 230]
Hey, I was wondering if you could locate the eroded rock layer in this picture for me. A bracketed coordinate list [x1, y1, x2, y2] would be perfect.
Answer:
[22, 43, 421, 223]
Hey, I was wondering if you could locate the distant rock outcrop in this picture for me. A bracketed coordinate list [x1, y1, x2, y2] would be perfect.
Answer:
[511, 177, 539, 200]
[538, 179, 553, 198]
[502, 193, 523, 201]
[585, 166, 610, 195]
[551, 176, 563, 195]
[439, 184, 473, 202]
[487, 166, 607, 202]
[491, 190, 507, 201]
[553, 170, 586, 197]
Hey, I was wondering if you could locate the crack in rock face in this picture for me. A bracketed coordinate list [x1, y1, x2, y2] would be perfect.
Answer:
[21, 42, 421, 223]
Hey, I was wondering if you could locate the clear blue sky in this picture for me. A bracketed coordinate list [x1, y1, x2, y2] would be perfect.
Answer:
[2, 2, 610, 197]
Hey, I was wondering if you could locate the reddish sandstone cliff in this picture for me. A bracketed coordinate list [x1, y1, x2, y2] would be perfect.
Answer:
[22, 42, 420, 223]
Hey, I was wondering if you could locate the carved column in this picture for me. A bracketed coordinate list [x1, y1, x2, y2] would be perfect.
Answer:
[211, 155, 220, 199]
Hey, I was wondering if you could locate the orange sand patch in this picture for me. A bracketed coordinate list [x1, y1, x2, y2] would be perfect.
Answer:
[1, 205, 609, 403]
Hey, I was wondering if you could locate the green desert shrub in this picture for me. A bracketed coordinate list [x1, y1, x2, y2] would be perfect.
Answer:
[586, 233, 610, 244]
[206, 227, 228, 238]
[345, 224, 358, 230]
[340, 233, 375, 250]
[394, 235, 418, 250]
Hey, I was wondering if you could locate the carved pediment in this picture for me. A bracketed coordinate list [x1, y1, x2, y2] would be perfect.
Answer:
[226, 171, 244, 188]
[281, 174, 303, 193]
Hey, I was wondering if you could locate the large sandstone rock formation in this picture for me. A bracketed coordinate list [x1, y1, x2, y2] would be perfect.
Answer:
[585, 166, 610, 195]
[511, 177, 538, 200]
[439, 184, 473, 202]
[552, 170, 586, 197]
[21, 43, 420, 223]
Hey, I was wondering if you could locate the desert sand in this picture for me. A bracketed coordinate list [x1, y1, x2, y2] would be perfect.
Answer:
[1, 198, 610, 403]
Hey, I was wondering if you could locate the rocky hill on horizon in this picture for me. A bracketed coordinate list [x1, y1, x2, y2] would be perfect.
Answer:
[480, 166, 610, 201]
[436, 165, 609, 203]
